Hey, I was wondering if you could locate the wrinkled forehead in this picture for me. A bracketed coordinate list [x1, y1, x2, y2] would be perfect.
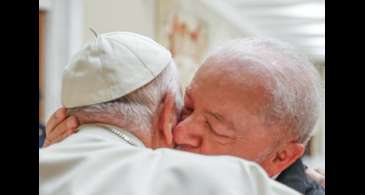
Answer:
[195, 54, 272, 90]
[190, 58, 272, 118]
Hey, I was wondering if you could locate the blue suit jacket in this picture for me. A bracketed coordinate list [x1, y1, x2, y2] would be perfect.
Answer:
[277, 159, 325, 195]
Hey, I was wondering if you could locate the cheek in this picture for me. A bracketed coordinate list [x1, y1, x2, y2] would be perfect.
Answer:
[200, 143, 226, 155]
[198, 141, 246, 157]
[231, 145, 259, 161]
[232, 139, 273, 161]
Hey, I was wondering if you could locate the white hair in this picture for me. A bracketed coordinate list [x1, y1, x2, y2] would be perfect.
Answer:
[210, 37, 323, 144]
[70, 61, 183, 134]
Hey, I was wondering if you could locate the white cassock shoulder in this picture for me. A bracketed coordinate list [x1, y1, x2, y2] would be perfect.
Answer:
[39, 127, 300, 195]
[145, 148, 300, 195]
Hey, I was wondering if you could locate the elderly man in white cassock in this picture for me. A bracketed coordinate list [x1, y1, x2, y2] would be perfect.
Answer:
[39, 32, 300, 195]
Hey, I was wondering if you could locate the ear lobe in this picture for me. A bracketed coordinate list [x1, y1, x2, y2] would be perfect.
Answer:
[273, 151, 286, 163]
[159, 92, 177, 147]
[270, 142, 305, 175]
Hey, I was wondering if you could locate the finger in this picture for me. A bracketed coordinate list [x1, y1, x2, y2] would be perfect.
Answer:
[45, 116, 79, 146]
[314, 168, 325, 188]
[306, 168, 324, 182]
[320, 179, 325, 188]
[47, 116, 78, 141]
[46, 107, 68, 135]
[43, 130, 75, 147]
[51, 129, 75, 145]
[315, 168, 325, 176]
[42, 139, 51, 147]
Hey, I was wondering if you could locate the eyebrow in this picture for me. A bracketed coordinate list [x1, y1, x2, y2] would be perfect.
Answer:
[206, 110, 237, 131]
[206, 111, 237, 138]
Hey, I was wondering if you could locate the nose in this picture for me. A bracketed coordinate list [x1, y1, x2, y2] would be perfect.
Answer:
[173, 116, 203, 149]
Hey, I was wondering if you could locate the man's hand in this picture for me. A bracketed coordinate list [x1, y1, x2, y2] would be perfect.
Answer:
[305, 167, 325, 188]
[43, 107, 79, 147]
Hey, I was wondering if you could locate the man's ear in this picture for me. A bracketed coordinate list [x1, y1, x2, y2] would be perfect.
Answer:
[264, 142, 305, 177]
[158, 92, 177, 147]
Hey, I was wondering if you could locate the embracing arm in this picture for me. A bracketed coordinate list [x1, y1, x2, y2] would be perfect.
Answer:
[42, 107, 79, 147]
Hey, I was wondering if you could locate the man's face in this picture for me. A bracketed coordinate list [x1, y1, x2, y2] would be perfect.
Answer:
[173, 60, 278, 164]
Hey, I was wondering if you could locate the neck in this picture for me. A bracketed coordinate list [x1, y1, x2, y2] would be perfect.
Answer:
[75, 113, 153, 147]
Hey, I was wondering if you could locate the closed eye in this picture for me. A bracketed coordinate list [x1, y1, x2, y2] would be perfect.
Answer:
[205, 120, 235, 145]
[205, 120, 230, 138]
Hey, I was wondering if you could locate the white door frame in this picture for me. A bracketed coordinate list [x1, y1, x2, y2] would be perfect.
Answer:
[39, 0, 83, 121]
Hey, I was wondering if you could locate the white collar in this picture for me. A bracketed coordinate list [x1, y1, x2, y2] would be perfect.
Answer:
[99, 123, 145, 147]
[77, 123, 145, 148]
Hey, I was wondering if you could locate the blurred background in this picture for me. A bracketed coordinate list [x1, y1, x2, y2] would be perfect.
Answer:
[39, 0, 325, 169]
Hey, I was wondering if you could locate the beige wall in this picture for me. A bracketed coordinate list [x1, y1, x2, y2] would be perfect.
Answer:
[41, 0, 156, 121]
[82, 0, 156, 43]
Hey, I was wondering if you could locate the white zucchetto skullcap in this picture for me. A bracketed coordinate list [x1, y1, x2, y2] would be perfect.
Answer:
[61, 32, 172, 108]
